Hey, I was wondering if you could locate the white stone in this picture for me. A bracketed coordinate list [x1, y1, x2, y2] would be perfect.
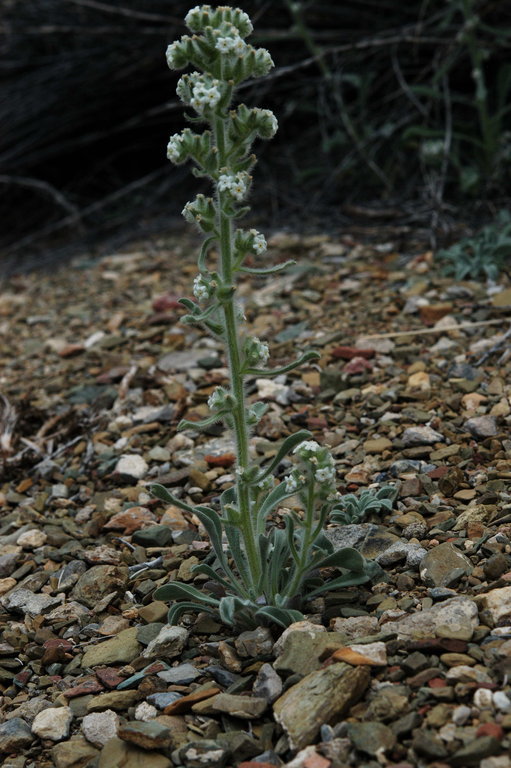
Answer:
[451, 704, 471, 725]
[16, 529, 47, 549]
[81, 710, 119, 747]
[256, 377, 290, 405]
[473, 688, 494, 710]
[480, 586, 511, 626]
[134, 702, 158, 721]
[493, 691, 511, 713]
[31, 706, 73, 741]
[114, 454, 148, 480]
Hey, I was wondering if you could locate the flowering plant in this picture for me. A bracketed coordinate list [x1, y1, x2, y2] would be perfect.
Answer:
[151, 5, 380, 629]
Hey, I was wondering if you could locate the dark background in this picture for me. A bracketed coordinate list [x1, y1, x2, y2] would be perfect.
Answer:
[1, 0, 510, 273]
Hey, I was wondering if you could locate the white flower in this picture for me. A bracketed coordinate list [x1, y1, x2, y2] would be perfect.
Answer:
[232, 37, 246, 55]
[193, 275, 211, 301]
[285, 474, 299, 493]
[190, 80, 221, 113]
[315, 466, 336, 484]
[184, 5, 205, 28]
[166, 133, 184, 162]
[218, 171, 250, 201]
[216, 37, 233, 53]
[294, 440, 321, 456]
[251, 230, 267, 255]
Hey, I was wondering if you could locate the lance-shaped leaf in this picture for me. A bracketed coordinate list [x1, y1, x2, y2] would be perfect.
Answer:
[177, 410, 226, 432]
[255, 605, 304, 629]
[255, 481, 301, 534]
[168, 600, 218, 624]
[150, 483, 197, 514]
[192, 562, 245, 597]
[154, 580, 219, 606]
[238, 259, 296, 275]
[308, 546, 366, 574]
[305, 570, 371, 597]
[244, 349, 320, 377]
[255, 429, 312, 484]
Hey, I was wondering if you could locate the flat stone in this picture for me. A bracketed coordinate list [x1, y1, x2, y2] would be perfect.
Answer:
[147, 692, 183, 710]
[103, 507, 157, 534]
[81, 627, 141, 667]
[81, 710, 119, 747]
[1, 588, 62, 616]
[347, 721, 396, 756]
[0, 718, 34, 753]
[453, 504, 496, 531]
[363, 437, 392, 454]
[253, 663, 283, 703]
[31, 706, 73, 741]
[384, 596, 478, 642]
[17, 529, 47, 548]
[87, 690, 140, 712]
[192, 692, 268, 719]
[464, 416, 498, 439]
[273, 663, 370, 751]
[274, 629, 348, 675]
[329, 641, 387, 666]
[157, 662, 201, 685]
[450, 736, 502, 766]
[329, 615, 379, 640]
[71, 565, 128, 608]
[98, 737, 172, 768]
[419, 542, 473, 587]
[142, 625, 189, 660]
[132, 525, 174, 547]
[118, 721, 173, 750]
[177, 740, 227, 768]
[401, 426, 444, 446]
[52, 736, 99, 768]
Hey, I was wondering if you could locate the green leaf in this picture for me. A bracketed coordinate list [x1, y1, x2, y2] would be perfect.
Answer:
[256, 429, 312, 483]
[168, 601, 218, 624]
[306, 571, 371, 597]
[245, 349, 320, 377]
[238, 259, 296, 275]
[198, 236, 216, 272]
[177, 411, 226, 432]
[256, 481, 298, 534]
[255, 605, 305, 628]
[154, 581, 219, 606]
[149, 484, 195, 514]
[312, 546, 366, 573]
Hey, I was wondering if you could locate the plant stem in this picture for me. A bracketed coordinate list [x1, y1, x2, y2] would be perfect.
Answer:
[284, 476, 315, 599]
[214, 112, 261, 592]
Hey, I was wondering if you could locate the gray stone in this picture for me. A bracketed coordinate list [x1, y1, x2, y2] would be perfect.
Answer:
[253, 662, 283, 703]
[81, 627, 141, 667]
[142, 624, 189, 660]
[86, 690, 140, 712]
[401, 426, 444, 446]
[5, 695, 51, 723]
[0, 718, 34, 753]
[234, 626, 274, 657]
[363, 688, 409, 722]
[177, 740, 227, 768]
[1, 588, 62, 616]
[385, 596, 478, 641]
[157, 349, 212, 372]
[157, 662, 200, 685]
[71, 565, 128, 608]
[420, 541, 473, 587]
[450, 736, 502, 766]
[376, 540, 427, 568]
[54, 560, 87, 592]
[412, 728, 448, 759]
[146, 692, 183, 710]
[192, 693, 268, 719]
[81, 710, 119, 747]
[325, 523, 400, 560]
[347, 721, 396, 756]
[464, 415, 498, 439]
[273, 663, 370, 751]
[329, 615, 379, 640]
[31, 706, 73, 741]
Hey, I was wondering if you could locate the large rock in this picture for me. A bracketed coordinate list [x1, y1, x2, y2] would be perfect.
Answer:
[52, 736, 99, 768]
[419, 542, 473, 587]
[71, 565, 128, 608]
[142, 625, 188, 660]
[31, 706, 73, 741]
[273, 663, 370, 751]
[0, 718, 34, 753]
[191, 693, 267, 719]
[81, 710, 119, 747]
[274, 629, 349, 676]
[81, 628, 141, 667]
[384, 596, 478, 642]
[1, 588, 62, 617]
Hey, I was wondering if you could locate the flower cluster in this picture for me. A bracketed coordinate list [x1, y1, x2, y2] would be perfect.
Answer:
[243, 336, 270, 367]
[218, 171, 251, 201]
[185, 5, 253, 37]
[191, 80, 222, 113]
[193, 274, 214, 301]
[255, 109, 278, 138]
[250, 229, 267, 255]
[208, 386, 229, 411]
[167, 133, 186, 163]
[285, 471, 305, 494]
[216, 34, 246, 55]
[293, 440, 337, 489]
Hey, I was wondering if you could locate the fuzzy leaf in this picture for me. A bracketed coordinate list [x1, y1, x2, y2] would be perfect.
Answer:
[256, 429, 312, 483]
[311, 546, 366, 573]
[149, 484, 195, 514]
[239, 259, 295, 275]
[154, 580, 219, 606]
[255, 605, 304, 628]
[244, 349, 320, 377]
[255, 481, 299, 534]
